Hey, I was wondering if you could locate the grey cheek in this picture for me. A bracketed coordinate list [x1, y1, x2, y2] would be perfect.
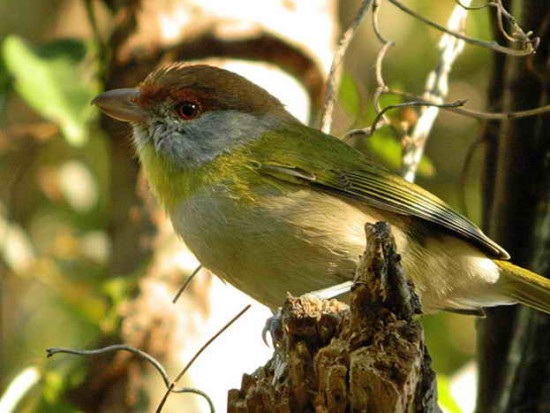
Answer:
[150, 121, 183, 154]
[144, 111, 273, 168]
[151, 123, 206, 166]
[150, 118, 222, 166]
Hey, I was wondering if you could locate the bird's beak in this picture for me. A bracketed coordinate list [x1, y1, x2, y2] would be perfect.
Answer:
[92, 88, 147, 123]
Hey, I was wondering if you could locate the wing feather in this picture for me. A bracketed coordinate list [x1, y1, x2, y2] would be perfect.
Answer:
[250, 124, 509, 259]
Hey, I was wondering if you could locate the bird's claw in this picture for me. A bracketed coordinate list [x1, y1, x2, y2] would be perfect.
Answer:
[262, 308, 284, 347]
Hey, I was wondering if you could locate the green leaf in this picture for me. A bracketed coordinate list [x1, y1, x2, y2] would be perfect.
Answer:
[361, 128, 436, 177]
[1, 36, 97, 146]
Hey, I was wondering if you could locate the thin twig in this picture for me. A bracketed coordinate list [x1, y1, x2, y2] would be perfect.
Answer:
[362, 0, 545, 185]
[450, 103, 550, 119]
[172, 265, 202, 303]
[372, 0, 390, 44]
[345, 99, 466, 140]
[364, 0, 541, 161]
[372, 0, 395, 124]
[454, 0, 532, 44]
[453, 0, 492, 11]
[320, 0, 374, 133]
[372, 42, 395, 117]
[492, 0, 536, 45]
[46, 345, 215, 412]
[155, 304, 251, 413]
[386, 0, 537, 56]
[384, 89, 550, 120]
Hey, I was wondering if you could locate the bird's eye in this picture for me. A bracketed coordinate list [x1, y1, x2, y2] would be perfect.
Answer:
[175, 101, 200, 120]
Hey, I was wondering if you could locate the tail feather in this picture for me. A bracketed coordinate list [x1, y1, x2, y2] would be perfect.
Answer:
[495, 260, 550, 315]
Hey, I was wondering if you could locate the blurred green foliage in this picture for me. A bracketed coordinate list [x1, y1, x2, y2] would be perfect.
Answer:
[0, 28, 122, 412]
[2, 36, 98, 145]
[438, 375, 463, 413]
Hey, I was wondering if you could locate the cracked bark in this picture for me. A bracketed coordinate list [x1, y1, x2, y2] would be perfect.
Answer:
[228, 222, 441, 413]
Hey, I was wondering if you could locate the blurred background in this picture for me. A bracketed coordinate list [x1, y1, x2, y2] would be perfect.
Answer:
[0, 0, 497, 412]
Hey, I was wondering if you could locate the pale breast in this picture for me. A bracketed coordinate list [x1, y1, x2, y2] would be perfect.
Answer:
[169, 184, 401, 309]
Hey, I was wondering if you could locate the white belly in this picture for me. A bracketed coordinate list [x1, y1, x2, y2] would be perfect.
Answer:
[170, 185, 508, 312]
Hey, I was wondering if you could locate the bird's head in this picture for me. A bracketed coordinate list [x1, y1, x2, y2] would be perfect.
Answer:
[93, 64, 297, 168]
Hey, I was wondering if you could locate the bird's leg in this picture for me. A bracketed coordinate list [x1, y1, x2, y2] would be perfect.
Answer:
[301, 280, 354, 301]
[262, 308, 284, 347]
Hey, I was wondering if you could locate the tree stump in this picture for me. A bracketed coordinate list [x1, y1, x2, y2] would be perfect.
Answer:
[228, 222, 441, 413]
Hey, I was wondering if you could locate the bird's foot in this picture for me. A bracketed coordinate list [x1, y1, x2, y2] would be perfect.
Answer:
[262, 308, 289, 383]
[262, 308, 284, 348]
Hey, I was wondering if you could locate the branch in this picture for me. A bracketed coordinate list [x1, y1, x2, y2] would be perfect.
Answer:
[387, 0, 537, 56]
[384, 89, 550, 120]
[46, 345, 215, 412]
[345, 99, 467, 140]
[155, 305, 251, 413]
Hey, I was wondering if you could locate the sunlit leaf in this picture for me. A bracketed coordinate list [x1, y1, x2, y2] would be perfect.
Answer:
[0, 367, 40, 413]
[1, 36, 97, 146]
[438, 375, 463, 413]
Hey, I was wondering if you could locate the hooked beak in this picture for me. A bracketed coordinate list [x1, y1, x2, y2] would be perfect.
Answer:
[92, 88, 147, 123]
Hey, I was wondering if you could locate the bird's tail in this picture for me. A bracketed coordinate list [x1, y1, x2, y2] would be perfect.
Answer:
[495, 260, 550, 315]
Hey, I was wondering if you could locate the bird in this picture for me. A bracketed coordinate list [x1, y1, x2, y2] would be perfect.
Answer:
[92, 63, 550, 315]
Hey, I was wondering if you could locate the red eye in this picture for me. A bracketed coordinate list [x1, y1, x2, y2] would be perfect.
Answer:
[175, 101, 200, 120]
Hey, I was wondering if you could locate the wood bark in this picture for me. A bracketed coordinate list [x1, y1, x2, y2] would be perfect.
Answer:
[228, 222, 441, 413]
[477, 2, 550, 412]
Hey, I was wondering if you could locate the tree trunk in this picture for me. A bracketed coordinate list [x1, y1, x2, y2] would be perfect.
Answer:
[477, 2, 550, 412]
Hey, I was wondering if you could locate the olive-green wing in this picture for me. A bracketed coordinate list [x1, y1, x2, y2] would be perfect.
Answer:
[250, 125, 509, 259]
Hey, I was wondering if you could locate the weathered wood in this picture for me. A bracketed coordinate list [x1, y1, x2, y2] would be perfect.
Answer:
[228, 222, 440, 413]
